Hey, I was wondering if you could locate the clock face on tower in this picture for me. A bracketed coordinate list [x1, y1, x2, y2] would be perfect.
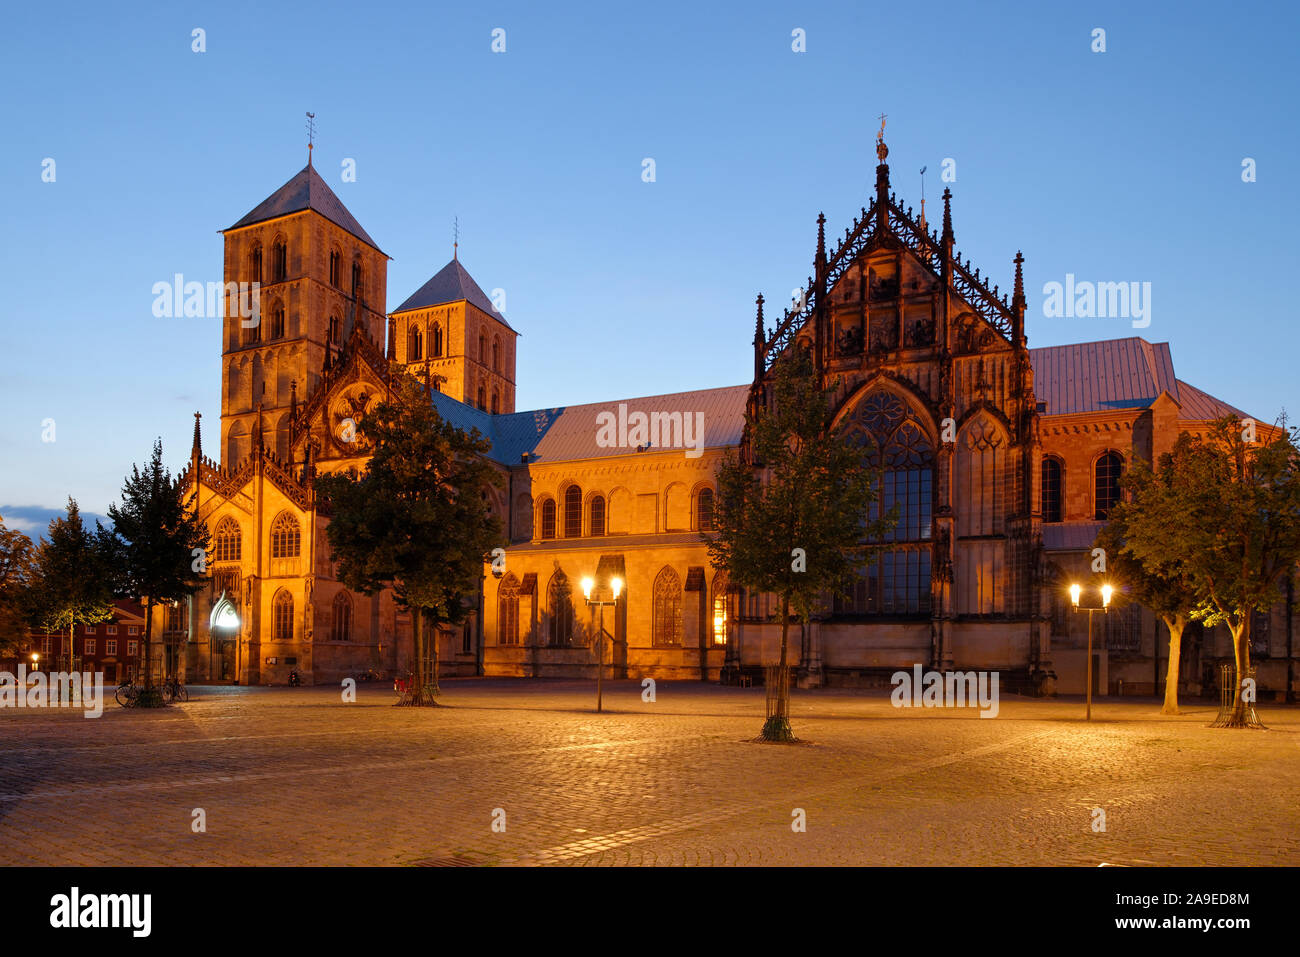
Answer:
[328, 385, 377, 454]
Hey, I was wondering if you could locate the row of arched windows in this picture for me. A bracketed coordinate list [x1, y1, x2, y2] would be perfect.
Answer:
[534, 486, 714, 540]
[1040, 451, 1124, 523]
[248, 240, 288, 285]
[211, 514, 302, 562]
[270, 589, 353, 642]
[241, 302, 287, 345]
[496, 566, 729, 649]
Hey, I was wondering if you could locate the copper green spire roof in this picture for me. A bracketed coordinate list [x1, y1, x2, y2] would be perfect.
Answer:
[393, 258, 514, 331]
[226, 163, 382, 252]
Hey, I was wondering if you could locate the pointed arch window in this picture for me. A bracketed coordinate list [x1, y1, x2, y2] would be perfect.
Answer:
[351, 261, 363, 301]
[328, 316, 340, 346]
[408, 325, 423, 361]
[652, 566, 682, 647]
[249, 244, 263, 284]
[710, 571, 729, 646]
[493, 335, 501, 373]
[270, 512, 301, 559]
[272, 239, 287, 282]
[272, 589, 294, 642]
[547, 571, 574, 646]
[589, 495, 606, 537]
[540, 499, 556, 540]
[563, 485, 582, 537]
[491, 390, 500, 414]
[696, 487, 715, 532]
[329, 250, 341, 287]
[1041, 456, 1063, 523]
[497, 573, 520, 645]
[836, 391, 933, 616]
[477, 385, 486, 411]
[331, 591, 352, 641]
[1095, 452, 1124, 520]
[213, 517, 241, 563]
[479, 333, 487, 365]
[269, 302, 285, 340]
[432, 323, 443, 357]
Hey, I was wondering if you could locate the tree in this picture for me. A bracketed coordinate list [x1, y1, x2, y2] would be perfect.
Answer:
[316, 377, 504, 706]
[0, 516, 36, 658]
[1119, 416, 1300, 727]
[708, 349, 891, 741]
[1095, 473, 1200, 715]
[105, 441, 211, 705]
[26, 498, 117, 674]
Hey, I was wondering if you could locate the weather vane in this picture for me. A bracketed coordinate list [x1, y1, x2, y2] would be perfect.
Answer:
[306, 111, 316, 164]
[453, 216, 459, 261]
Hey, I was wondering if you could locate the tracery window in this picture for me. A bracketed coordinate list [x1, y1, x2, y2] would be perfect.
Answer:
[213, 517, 241, 563]
[270, 512, 301, 559]
[331, 591, 352, 641]
[547, 571, 574, 646]
[835, 391, 933, 615]
[272, 590, 293, 642]
[652, 566, 682, 646]
[497, 573, 520, 645]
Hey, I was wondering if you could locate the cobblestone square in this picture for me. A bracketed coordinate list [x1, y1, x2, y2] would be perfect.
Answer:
[2, 680, 1297, 866]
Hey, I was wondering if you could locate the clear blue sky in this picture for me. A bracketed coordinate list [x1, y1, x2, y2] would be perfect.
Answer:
[2, 0, 1296, 533]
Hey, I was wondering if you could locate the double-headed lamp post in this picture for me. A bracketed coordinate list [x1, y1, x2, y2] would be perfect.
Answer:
[1070, 582, 1113, 721]
[581, 575, 623, 713]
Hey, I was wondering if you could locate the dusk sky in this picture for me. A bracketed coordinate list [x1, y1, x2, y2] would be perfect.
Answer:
[2, 0, 1296, 532]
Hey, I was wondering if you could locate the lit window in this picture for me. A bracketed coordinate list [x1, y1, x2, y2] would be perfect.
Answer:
[271, 512, 301, 559]
[214, 517, 241, 563]
[653, 566, 682, 646]
[273, 590, 294, 642]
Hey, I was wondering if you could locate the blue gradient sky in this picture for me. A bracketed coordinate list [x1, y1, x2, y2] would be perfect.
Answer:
[2, 0, 1296, 533]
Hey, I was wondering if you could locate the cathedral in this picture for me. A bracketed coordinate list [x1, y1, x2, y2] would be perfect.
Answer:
[165, 134, 1293, 701]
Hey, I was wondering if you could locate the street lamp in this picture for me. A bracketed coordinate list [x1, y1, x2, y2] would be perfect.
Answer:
[581, 575, 622, 713]
[30, 653, 39, 672]
[1070, 582, 1112, 721]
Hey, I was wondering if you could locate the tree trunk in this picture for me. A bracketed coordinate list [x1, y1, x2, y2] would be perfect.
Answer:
[410, 609, 424, 704]
[143, 597, 154, 691]
[1161, 614, 1185, 715]
[761, 594, 794, 742]
[1229, 616, 1250, 723]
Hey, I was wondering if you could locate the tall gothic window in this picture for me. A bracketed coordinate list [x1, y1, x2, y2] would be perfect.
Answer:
[497, 573, 520, 645]
[652, 566, 682, 646]
[493, 336, 501, 373]
[476, 385, 486, 410]
[270, 512, 301, 559]
[249, 244, 262, 284]
[165, 600, 187, 636]
[272, 590, 293, 642]
[269, 302, 285, 340]
[213, 517, 241, 563]
[563, 485, 582, 537]
[1095, 452, 1124, 520]
[408, 325, 423, 361]
[710, 571, 728, 646]
[351, 261, 363, 301]
[540, 499, 556, 540]
[272, 239, 287, 282]
[1041, 456, 1063, 523]
[328, 316, 340, 346]
[479, 333, 487, 365]
[696, 487, 715, 531]
[329, 250, 341, 287]
[547, 571, 574, 646]
[432, 323, 443, 357]
[836, 391, 933, 616]
[331, 591, 352, 641]
[589, 495, 606, 537]
[491, 390, 500, 414]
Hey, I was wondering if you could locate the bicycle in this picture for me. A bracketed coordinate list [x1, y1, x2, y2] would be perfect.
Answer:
[115, 678, 140, 708]
[161, 676, 189, 703]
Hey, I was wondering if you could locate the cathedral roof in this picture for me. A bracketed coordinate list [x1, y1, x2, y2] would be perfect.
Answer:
[227, 163, 382, 251]
[1030, 337, 1249, 420]
[429, 384, 749, 465]
[392, 258, 514, 331]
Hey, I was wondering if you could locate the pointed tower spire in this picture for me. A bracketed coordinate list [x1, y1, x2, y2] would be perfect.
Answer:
[875, 113, 890, 231]
[1012, 250, 1026, 346]
[753, 293, 765, 382]
[290, 379, 298, 425]
[191, 411, 202, 460]
[941, 187, 954, 246]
